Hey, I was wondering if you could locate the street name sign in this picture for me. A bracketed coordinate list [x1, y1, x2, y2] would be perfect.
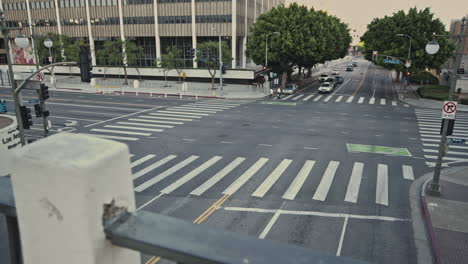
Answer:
[447, 138, 466, 144]
[383, 59, 400, 64]
[442, 101, 457, 119]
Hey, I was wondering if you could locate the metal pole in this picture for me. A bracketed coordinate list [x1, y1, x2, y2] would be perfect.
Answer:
[219, 34, 223, 96]
[6, 216, 23, 264]
[1, 13, 27, 146]
[429, 17, 466, 195]
[265, 34, 269, 67]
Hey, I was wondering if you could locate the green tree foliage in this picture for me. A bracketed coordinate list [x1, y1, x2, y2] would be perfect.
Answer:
[97, 39, 143, 84]
[196, 41, 231, 89]
[35, 33, 70, 64]
[63, 38, 86, 76]
[361, 8, 455, 78]
[247, 3, 351, 87]
[157, 47, 183, 87]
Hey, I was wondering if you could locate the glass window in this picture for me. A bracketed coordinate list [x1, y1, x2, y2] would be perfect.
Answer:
[80, 0, 85, 6]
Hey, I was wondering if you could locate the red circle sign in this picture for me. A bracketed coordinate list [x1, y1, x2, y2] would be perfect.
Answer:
[36, 72, 44, 82]
[443, 102, 456, 113]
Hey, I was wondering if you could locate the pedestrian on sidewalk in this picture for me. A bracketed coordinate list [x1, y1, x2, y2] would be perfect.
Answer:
[277, 87, 281, 99]
[269, 88, 273, 98]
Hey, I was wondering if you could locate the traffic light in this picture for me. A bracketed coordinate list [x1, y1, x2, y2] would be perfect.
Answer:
[19, 105, 33, 130]
[79, 49, 93, 83]
[39, 83, 49, 101]
[372, 51, 378, 62]
[34, 104, 42, 117]
[221, 64, 227, 75]
[406, 71, 411, 80]
[190, 48, 196, 59]
[262, 66, 267, 70]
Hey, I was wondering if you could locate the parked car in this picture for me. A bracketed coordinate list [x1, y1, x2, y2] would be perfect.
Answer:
[325, 77, 337, 88]
[319, 74, 329, 82]
[346, 65, 354, 71]
[352, 62, 358, 67]
[318, 82, 333, 93]
[335, 76, 344, 84]
[331, 69, 339, 75]
[282, 83, 298, 94]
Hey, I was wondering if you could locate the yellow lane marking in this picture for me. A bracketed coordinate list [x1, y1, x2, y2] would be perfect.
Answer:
[145, 194, 231, 264]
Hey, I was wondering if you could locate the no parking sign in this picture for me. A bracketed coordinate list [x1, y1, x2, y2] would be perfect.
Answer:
[442, 101, 457, 119]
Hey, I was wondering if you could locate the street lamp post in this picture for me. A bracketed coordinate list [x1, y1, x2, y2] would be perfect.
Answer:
[212, 27, 223, 96]
[396, 34, 413, 69]
[425, 16, 467, 195]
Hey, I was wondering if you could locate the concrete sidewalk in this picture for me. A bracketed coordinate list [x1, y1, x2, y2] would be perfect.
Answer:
[421, 166, 468, 264]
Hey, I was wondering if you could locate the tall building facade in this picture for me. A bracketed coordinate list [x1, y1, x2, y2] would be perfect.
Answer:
[447, 16, 468, 71]
[0, 0, 285, 68]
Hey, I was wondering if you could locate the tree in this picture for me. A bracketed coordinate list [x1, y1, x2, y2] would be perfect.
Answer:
[247, 4, 351, 88]
[63, 38, 86, 76]
[196, 41, 231, 90]
[361, 8, 455, 79]
[97, 39, 143, 85]
[157, 47, 182, 87]
[35, 33, 69, 64]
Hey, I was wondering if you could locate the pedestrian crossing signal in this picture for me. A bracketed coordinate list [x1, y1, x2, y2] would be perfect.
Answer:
[79, 49, 93, 83]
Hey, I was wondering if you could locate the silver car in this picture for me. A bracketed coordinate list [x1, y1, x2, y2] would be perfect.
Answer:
[282, 83, 298, 94]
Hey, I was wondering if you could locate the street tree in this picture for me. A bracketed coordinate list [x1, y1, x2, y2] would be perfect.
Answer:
[157, 47, 177, 87]
[361, 8, 455, 79]
[63, 38, 86, 76]
[35, 33, 69, 64]
[196, 41, 231, 90]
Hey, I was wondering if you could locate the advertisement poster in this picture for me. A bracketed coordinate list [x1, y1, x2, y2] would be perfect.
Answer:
[10, 40, 35, 65]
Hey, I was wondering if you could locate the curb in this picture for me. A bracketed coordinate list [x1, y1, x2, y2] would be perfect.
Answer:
[420, 178, 442, 264]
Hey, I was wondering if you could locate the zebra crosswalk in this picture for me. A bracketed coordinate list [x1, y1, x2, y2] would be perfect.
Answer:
[83, 101, 243, 141]
[129, 153, 416, 207]
[415, 108, 468, 167]
[273, 94, 407, 107]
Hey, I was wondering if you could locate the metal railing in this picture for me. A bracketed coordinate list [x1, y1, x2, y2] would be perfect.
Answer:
[0, 175, 366, 264]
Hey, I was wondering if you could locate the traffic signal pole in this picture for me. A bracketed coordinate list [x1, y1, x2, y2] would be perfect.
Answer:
[218, 34, 223, 96]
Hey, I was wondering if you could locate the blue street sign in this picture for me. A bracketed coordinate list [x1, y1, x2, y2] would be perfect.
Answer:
[383, 59, 400, 64]
[447, 138, 466, 144]
[28, 99, 40, 103]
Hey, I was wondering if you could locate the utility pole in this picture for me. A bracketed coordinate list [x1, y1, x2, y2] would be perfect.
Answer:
[218, 34, 223, 96]
[427, 16, 467, 195]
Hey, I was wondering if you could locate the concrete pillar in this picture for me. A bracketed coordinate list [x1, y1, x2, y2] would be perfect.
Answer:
[242, 0, 247, 68]
[118, 0, 127, 65]
[191, 0, 197, 68]
[24, 0, 39, 65]
[53, 0, 62, 35]
[7, 133, 139, 264]
[231, 0, 237, 69]
[254, 0, 257, 22]
[153, 0, 161, 66]
[84, 0, 96, 65]
[262, 0, 264, 14]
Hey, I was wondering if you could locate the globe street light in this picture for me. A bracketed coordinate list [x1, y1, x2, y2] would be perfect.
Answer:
[14, 34, 30, 49]
[425, 40, 440, 55]
[44, 38, 53, 63]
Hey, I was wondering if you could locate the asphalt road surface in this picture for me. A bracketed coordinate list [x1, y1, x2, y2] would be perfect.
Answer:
[1, 58, 467, 264]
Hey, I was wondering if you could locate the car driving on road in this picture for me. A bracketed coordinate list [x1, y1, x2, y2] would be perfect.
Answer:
[318, 82, 333, 93]
[282, 83, 298, 94]
[325, 77, 337, 88]
[352, 62, 358, 67]
[335, 76, 344, 84]
[319, 74, 329, 82]
[331, 69, 339, 75]
[346, 65, 354, 71]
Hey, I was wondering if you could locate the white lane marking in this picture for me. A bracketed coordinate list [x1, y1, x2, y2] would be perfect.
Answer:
[132, 155, 177, 180]
[193, 102, 240, 107]
[46, 102, 146, 111]
[344, 162, 364, 203]
[222, 207, 410, 222]
[302, 94, 315, 101]
[171, 106, 222, 112]
[392, 101, 397, 106]
[129, 154, 135, 157]
[134, 155, 199, 192]
[331, 79, 351, 95]
[223, 158, 269, 195]
[369, 97, 375, 104]
[304, 147, 318, 150]
[258, 144, 272, 147]
[376, 164, 388, 206]
[117, 121, 174, 128]
[104, 125, 163, 132]
[313, 95, 323, 102]
[404, 104, 409, 107]
[357, 97, 365, 104]
[424, 155, 468, 162]
[191, 157, 246, 196]
[157, 110, 210, 116]
[336, 217, 349, 256]
[313, 161, 340, 201]
[84, 106, 160, 128]
[324, 95, 333, 102]
[258, 202, 285, 240]
[425, 162, 450, 167]
[130, 154, 156, 168]
[161, 156, 223, 194]
[422, 143, 468, 150]
[380, 98, 386, 105]
[136, 193, 164, 211]
[150, 113, 203, 119]
[82, 134, 138, 141]
[421, 138, 443, 142]
[183, 138, 195, 142]
[221, 141, 233, 144]
[423, 149, 468, 156]
[67, 110, 122, 116]
[282, 160, 315, 200]
[402, 165, 414, 180]
[252, 159, 292, 198]
[129, 118, 183, 125]
[346, 96, 354, 103]
[291, 94, 304, 100]
[138, 115, 193, 121]
[281, 94, 295, 100]
[183, 104, 230, 109]
[420, 130, 468, 137]
[421, 134, 468, 140]
[335, 96, 343, 103]
[50, 116, 101, 122]
[90, 128, 151, 136]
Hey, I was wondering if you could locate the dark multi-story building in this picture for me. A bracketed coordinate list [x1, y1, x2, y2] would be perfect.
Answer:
[446, 16, 468, 71]
[0, 0, 285, 68]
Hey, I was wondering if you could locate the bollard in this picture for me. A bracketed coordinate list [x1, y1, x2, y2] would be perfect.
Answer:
[196, 93, 198, 100]
[7, 133, 139, 264]
[180, 93, 182, 99]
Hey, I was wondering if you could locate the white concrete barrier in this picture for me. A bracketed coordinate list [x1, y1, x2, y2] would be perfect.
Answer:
[8, 133, 139, 264]
[0, 115, 20, 176]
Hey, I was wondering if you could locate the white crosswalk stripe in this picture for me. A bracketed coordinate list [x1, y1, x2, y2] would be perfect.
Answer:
[104, 125, 164, 132]
[346, 96, 354, 103]
[312, 161, 339, 201]
[252, 159, 292, 198]
[117, 121, 174, 128]
[324, 95, 333, 102]
[344, 162, 364, 203]
[369, 97, 375, 104]
[335, 96, 343, 103]
[128, 154, 415, 206]
[155, 111, 209, 116]
[281, 95, 295, 100]
[313, 95, 323, 102]
[303, 94, 315, 101]
[392, 101, 397, 106]
[90, 128, 151, 136]
[380, 98, 386, 105]
[149, 113, 203, 119]
[291, 94, 304, 100]
[357, 97, 365, 104]
[161, 109, 215, 114]
[138, 115, 193, 122]
[129, 118, 183, 125]
[83, 134, 139, 141]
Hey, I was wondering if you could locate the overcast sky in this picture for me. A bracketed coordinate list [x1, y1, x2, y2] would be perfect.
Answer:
[286, 0, 467, 42]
